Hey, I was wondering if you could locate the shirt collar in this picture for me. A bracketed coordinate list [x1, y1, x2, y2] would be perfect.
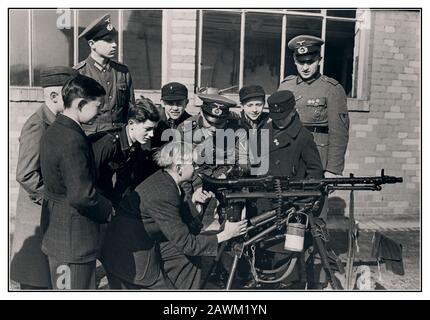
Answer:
[88, 56, 112, 72]
[297, 72, 321, 85]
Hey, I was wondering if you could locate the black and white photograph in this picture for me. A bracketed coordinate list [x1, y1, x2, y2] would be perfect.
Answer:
[6, 4, 423, 298]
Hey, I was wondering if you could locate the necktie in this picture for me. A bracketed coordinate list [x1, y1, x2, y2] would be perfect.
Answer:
[168, 118, 175, 128]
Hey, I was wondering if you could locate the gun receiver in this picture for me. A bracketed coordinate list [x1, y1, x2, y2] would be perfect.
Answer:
[200, 169, 402, 193]
[199, 169, 403, 290]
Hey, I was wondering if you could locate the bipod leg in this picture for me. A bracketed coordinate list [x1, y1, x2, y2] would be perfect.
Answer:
[201, 242, 226, 289]
[225, 243, 244, 290]
[308, 215, 339, 290]
[345, 189, 357, 290]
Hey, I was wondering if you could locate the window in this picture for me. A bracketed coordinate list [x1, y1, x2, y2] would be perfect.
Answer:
[324, 20, 355, 96]
[9, 9, 163, 90]
[9, 9, 29, 86]
[201, 11, 241, 91]
[123, 10, 162, 90]
[244, 13, 282, 93]
[32, 9, 75, 86]
[198, 9, 361, 98]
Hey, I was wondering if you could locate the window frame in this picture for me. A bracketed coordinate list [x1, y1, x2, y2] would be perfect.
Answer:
[10, 8, 164, 90]
[197, 8, 370, 104]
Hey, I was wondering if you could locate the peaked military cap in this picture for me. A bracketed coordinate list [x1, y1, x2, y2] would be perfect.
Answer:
[161, 82, 188, 101]
[79, 14, 117, 41]
[267, 90, 296, 120]
[288, 35, 324, 62]
[40, 66, 77, 88]
[239, 85, 266, 103]
[198, 93, 236, 126]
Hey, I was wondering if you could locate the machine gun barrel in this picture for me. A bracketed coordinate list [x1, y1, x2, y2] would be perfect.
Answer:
[200, 169, 403, 192]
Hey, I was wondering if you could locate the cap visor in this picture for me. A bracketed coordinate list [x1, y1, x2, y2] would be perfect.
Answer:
[241, 93, 265, 103]
[295, 53, 319, 63]
[269, 113, 287, 121]
[162, 95, 187, 101]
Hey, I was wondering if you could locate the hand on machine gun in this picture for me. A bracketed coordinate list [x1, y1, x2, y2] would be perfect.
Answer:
[192, 187, 215, 205]
[216, 219, 248, 243]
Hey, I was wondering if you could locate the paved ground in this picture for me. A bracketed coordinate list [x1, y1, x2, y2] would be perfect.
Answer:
[10, 215, 421, 291]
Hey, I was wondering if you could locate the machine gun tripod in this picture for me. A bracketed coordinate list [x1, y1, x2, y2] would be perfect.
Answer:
[200, 170, 403, 290]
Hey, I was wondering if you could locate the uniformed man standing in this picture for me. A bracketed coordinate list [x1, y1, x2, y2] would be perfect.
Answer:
[278, 35, 349, 178]
[152, 82, 192, 148]
[74, 14, 135, 134]
[177, 93, 248, 190]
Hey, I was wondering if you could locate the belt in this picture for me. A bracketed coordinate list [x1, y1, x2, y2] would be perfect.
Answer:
[305, 125, 329, 134]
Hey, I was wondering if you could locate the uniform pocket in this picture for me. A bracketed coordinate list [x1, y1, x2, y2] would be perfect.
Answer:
[306, 97, 328, 122]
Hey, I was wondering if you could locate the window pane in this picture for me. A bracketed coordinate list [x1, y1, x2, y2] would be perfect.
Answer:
[324, 20, 355, 96]
[244, 13, 282, 94]
[32, 9, 75, 86]
[327, 10, 356, 18]
[9, 9, 29, 86]
[284, 15, 322, 77]
[123, 10, 162, 90]
[201, 11, 241, 92]
[78, 10, 118, 61]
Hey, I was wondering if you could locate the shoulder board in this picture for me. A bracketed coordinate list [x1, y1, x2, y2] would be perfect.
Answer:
[281, 75, 297, 83]
[110, 60, 129, 73]
[73, 60, 86, 70]
[321, 75, 339, 86]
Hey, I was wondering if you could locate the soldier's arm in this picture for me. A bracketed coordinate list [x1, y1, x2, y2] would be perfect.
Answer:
[303, 132, 324, 179]
[16, 118, 44, 204]
[326, 84, 350, 175]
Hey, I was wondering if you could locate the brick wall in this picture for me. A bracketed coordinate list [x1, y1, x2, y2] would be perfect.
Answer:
[8, 10, 420, 222]
[338, 10, 420, 217]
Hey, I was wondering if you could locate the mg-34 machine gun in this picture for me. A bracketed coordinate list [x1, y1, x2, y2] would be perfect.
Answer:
[200, 170, 403, 290]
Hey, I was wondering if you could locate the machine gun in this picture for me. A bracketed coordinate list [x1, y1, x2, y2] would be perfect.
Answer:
[200, 170, 403, 290]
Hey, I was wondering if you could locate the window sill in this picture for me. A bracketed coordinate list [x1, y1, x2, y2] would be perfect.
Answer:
[347, 98, 370, 112]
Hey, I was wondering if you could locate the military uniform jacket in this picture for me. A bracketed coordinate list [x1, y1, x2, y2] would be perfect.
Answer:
[90, 126, 150, 206]
[100, 169, 218, 287]
[278, 73, 349, 175]
[74, 56, 135, 133]
[152, 106, 192, 149]
[176, 114, 249, 188]
[10, 103, 55, 287]
[39, 114, 113, 263]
